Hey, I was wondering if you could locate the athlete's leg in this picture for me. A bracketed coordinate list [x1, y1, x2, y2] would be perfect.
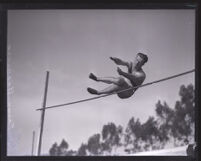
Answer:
[89, 73, 123, 85]
[87, 84, 120, 95]
[97, 77, 122, 85]
[98, 84, 120, 94]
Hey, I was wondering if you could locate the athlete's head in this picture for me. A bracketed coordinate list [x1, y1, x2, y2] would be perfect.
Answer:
[134, 52, 148, 69]
[137, 53, 148, 64]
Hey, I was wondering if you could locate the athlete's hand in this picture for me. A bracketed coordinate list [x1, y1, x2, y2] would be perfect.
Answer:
[110, 57, 122, 64]
[117, 67, 123, 75]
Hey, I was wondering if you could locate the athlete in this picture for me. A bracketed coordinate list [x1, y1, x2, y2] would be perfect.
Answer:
[87, 53, 148, 98]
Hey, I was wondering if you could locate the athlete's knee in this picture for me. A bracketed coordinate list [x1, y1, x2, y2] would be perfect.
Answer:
[117, 77, 125, 85]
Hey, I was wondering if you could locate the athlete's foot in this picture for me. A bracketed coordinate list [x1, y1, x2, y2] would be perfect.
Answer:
[89, 73, 97, 81]
[87, 87, 99, 95]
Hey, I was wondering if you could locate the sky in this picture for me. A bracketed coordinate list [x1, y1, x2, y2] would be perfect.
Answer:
[7, 9, 195, 156]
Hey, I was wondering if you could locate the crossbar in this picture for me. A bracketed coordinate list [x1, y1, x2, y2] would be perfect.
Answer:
[36, 69, 195, 111]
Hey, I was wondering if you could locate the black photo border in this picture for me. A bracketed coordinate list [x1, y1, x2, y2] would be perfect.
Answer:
[0, 1, 200, 161]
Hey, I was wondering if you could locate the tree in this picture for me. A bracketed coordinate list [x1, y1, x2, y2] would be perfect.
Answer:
[87, 134, 101, 155]
[49, 84, 195, 156]
[126, 117, 142, 139]
[49, 142, 59, 156]
[66, 149, 77, 156]
[125, 116, 162, 152]
[101, 122, 122, 154]
[77, 143, 88, 156]
[125, 117, 143, 152]
[58, 139, 69, 156]
[141, 117, 160, 150]
[155, 84, 195, 146]
[179, 84, 194, 123]
[171, 84, 195, 145]
[49, 139, 70, 156]
[155, 101, 174, 144]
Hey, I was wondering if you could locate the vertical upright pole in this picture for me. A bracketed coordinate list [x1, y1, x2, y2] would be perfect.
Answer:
[37, 71, 49, 156]
[31, 131, 35, 156]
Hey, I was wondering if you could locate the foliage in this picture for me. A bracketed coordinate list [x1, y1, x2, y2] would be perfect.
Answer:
[49, 84, 195, 156]
[87, 134, 101, 155]
[77, 143, 88, 156]
[49, 139, 75, 156]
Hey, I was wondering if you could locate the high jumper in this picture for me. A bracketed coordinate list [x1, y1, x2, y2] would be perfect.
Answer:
[87, 53, 148, 99]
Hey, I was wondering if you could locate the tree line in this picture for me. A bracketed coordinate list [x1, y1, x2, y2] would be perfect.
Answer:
[49, 84, 195, 156]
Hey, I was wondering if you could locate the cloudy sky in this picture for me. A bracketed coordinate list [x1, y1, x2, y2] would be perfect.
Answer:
[7, 9, 195, 156]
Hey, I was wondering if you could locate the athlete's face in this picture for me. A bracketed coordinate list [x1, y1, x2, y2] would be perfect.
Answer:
[135, 55, 145, 68]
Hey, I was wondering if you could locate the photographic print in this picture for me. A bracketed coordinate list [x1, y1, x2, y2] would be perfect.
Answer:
[6, 9, 195, 157]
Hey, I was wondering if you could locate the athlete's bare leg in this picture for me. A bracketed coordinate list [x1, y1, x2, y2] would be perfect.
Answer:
[87, 84, 120, 95]
[98, 84, 120, 94]
[89, 73, 122, 85]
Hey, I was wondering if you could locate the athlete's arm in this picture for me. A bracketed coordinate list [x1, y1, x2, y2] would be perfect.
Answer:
[110, 57, 130, 67]
[117, 67, 135, 81]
